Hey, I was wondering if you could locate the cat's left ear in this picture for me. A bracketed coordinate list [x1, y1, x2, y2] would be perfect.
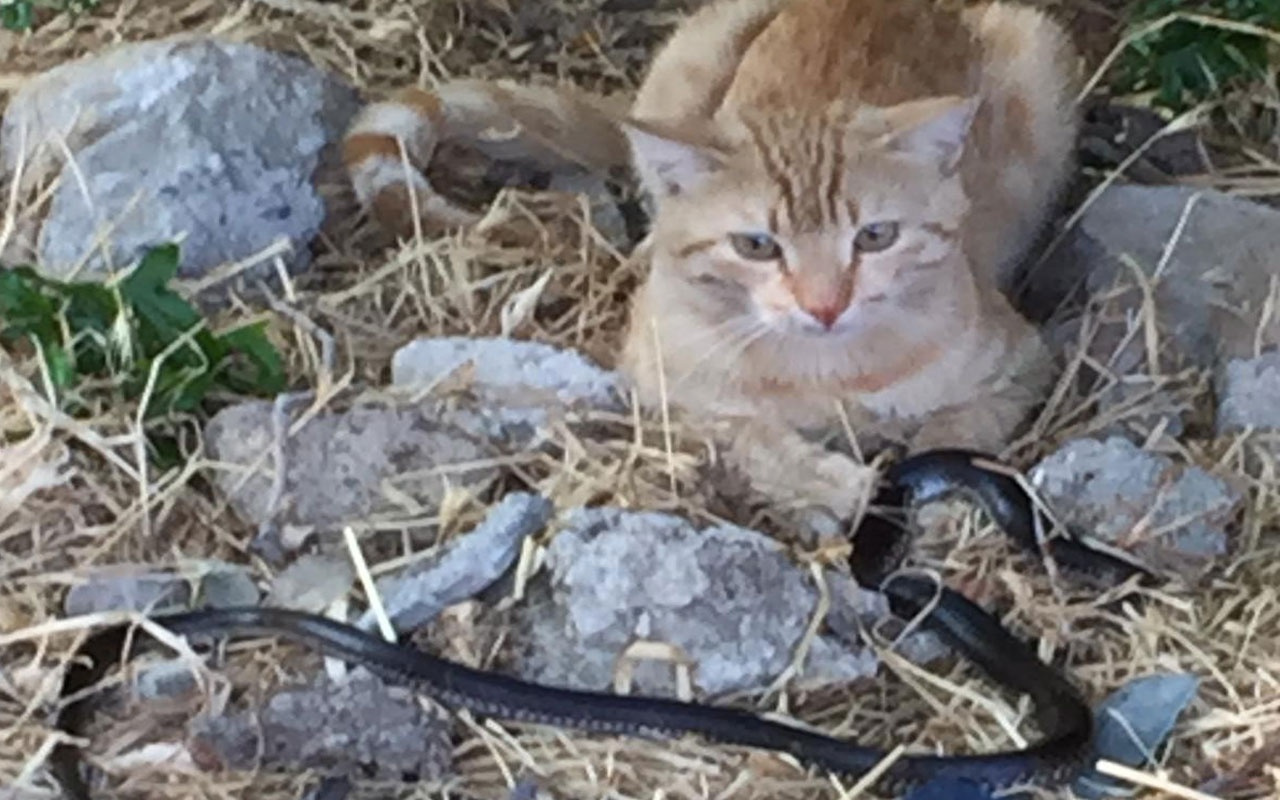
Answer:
[878, 96, 980, 175]
[622, 119, 727, 199]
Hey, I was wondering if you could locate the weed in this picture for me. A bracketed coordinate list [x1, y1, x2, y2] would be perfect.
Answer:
[1, 0, 98, 31]
[0, 245, 286, 421]
[1116, 0, 1280, 111]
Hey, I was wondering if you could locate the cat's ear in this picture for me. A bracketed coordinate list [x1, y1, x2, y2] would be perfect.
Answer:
[622, 119, 726, 198]
[878, 96, 979, 175]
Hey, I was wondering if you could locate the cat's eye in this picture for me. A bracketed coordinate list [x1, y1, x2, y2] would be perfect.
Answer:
[729, 232, 782, 261]
[854, 222, 900, 253]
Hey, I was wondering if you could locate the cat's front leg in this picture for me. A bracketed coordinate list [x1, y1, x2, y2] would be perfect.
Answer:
[720, 418, 877, 520]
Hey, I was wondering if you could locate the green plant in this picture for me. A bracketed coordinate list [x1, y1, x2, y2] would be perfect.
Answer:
[0, 245, 286, 418]
[1, 0, 99, 31]
[1116, 0, 1280, 111]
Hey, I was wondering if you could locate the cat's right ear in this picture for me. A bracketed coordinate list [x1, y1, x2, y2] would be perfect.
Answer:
[622, 120, 726, 198]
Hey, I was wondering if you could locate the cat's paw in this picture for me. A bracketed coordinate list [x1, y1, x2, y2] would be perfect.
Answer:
[908, 407, 1013, 454]
[807, 452, 878, 519]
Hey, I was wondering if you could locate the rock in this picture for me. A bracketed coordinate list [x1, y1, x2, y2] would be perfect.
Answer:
[0, 37, 358, 284]
[1074, 672, 1200, 799]
[391, 337, 623, 439]
[64, 561, 266, 616]
[1028, 186, 1280, 442]
[1030, 437, 1242, 575]
[358, 492, 554, 633]
[197, 562, 260, 608]
[1038, 186, 1280, 367]
[64, 570, 190, 616]
[204, 400, 497, 534]
[1216, 351, 1280, 434]
[268, 553, 355, 613]
[188, 671, 452, 781]
[134, 661, 200, 702]
[514, 507, 899, 697]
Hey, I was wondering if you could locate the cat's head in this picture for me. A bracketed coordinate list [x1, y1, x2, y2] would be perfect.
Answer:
[624, 96, 977, 341]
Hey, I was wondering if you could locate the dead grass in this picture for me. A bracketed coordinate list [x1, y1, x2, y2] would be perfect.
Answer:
[1, 1, 1279, 799]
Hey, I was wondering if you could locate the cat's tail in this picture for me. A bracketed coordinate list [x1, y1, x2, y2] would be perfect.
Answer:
[342, 79, 630, 237]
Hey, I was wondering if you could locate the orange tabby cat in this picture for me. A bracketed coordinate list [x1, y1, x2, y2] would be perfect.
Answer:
[343, 0, 1079, 520]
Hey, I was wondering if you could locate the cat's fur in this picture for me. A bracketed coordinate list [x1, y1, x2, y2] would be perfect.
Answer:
[343, 0, 1080, 519]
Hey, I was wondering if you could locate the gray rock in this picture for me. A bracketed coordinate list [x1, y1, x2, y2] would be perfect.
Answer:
[204, 400, 497, 533]
[359, 492, 554, 633]
[198, 563, 260, 608]
[391, 337, 623, 440]
[1037, 186, 1280, 366]
[1074, 672, 1200, 799]
[1028, 186, 1280, 441]
[1031, 437, 1241, 575]
[1, 37, 358, 282]
[64, 570, 190, 616]
[188, 671, 452, 781]
[267, 553, 356, 613]
[514, 507, 897, 697]
[1216, 351, 1280, 434]
[134, 660, 199, 702]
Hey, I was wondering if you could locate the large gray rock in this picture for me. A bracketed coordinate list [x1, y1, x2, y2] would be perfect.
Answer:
[0, 37, 358, 282]
[1032, 186, 1280, 439]
[1047, 186, 1280, 365]
[204, 400, 498, 535]
[1031, 437, 1242, 576]
[391, 336, 623, 440]
[513, 507, 912, 697]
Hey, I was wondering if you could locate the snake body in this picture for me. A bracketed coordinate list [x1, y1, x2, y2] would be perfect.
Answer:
[49, 449, 1156, 798]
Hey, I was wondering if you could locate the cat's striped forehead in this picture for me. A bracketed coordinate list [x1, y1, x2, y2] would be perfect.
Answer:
[739, 113, 857, 233]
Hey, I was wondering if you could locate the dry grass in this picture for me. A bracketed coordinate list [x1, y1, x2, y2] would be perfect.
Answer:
[2, 1, 1279, 799]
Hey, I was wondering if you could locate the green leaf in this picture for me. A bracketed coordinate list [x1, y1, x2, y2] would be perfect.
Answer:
[218, 322, 287, 394]
[1116, 0, 1277, 111]
[1, 3, 34, 31]
[1, 243, 286, 435]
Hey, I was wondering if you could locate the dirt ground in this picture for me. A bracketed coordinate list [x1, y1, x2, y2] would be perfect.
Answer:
[2, 1, 1279, 800]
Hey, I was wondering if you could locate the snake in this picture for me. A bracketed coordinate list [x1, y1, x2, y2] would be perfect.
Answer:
[48, 448, 1159, 799]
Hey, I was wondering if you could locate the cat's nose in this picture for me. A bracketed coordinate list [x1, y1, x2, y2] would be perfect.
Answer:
[802, 303, 845, 329]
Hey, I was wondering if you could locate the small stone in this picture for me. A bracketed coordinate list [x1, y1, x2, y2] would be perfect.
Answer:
[188, 670, 452, 781]
[197, 563, 260, 608]
[268, 553, 355, 613]
[64, 571, 190, 616]
[1031, 437, 1241, 576]
[358, 492, 554, 633]
[513, 507, 910, 697]
[1216, 351, 1280, 434]
[134, 661, 199, 701]
[1, 37, 359, 286]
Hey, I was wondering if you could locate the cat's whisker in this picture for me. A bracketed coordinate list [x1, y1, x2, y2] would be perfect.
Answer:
[669, 320, 772, 388]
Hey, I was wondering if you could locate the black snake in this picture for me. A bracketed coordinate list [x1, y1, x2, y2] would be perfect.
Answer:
[49, 449, 1157, 798]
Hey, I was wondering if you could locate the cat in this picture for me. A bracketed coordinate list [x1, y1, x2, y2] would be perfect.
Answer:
[342, 0, 1080, 521]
